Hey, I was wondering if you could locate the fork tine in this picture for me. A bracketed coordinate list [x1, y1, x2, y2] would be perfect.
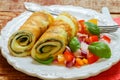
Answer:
[98, 25, 119, 33]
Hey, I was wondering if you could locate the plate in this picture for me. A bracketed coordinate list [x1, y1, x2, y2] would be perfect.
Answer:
[0, 5, 120, 80]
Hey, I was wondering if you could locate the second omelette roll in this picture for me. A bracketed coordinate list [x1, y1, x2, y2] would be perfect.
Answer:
[8, 11, 54, 57]
[31, 12, 78, 64]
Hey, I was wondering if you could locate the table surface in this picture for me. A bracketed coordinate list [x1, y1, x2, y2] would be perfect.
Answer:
[0, 0, 120, 80]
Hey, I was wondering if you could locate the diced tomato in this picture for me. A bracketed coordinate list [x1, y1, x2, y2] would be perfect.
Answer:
[101, 35, 111, 43]
[63, 48, 75, 62]
[84, 35, 99, 44]
[78, 20, 86, 34]
[89, 35, 99, 43]
[87, 52, 99, 64]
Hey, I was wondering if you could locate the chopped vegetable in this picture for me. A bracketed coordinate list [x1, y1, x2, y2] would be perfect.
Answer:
[63, 48, 75, 62]
[66, 58, 75, 68]
[82, 58, 88, 64]
[81, 50, 88, 59]
[101, 35, 111, 43]
[88, 42, 111, 58]
[75, 58, 84, 66]
[73, 49, 81, 57]
[75, 58, 88, 67]
[78, 20, 86, 34]
[87, 52, 99, 64]
[69, 37, 81, 52]
[57, 54, 65, 64]
[77, 33, 88, 42]
[88, 18, 98, 25]
[89, 35, 99, 43]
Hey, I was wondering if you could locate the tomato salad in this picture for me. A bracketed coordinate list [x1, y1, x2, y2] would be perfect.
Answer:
[52, 19, 112, 68]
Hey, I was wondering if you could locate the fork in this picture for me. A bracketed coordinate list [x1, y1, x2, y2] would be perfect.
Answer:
[24, 2, 119, 33]
[100, 7, 119, 33]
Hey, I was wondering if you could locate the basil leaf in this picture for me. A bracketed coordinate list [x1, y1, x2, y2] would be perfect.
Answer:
[85, 22, 100, 36]
[88, 42, 111, 58]
[69, 37, 81, 52]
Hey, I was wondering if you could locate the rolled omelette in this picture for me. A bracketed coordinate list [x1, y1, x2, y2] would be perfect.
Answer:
[8, 11, 54, 57]
[31, 12, 78, 63]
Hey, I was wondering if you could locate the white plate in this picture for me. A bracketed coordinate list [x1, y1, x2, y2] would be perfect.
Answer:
[1, 5, 120, 80]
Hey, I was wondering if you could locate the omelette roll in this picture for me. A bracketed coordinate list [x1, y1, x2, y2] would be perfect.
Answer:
[8, 11, 54, 57]
[56, 12, 79, 39]
[31, 12, 78, 64]
[31, 26, 68, 60]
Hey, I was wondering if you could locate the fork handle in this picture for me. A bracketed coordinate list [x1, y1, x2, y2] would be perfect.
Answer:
[102, 7, 114, 23]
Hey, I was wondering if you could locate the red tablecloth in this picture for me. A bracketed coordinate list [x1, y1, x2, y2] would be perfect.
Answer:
[114, 17, 120, 25]
[86, 18, 120, 80]
[86, 61, 120, 80]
